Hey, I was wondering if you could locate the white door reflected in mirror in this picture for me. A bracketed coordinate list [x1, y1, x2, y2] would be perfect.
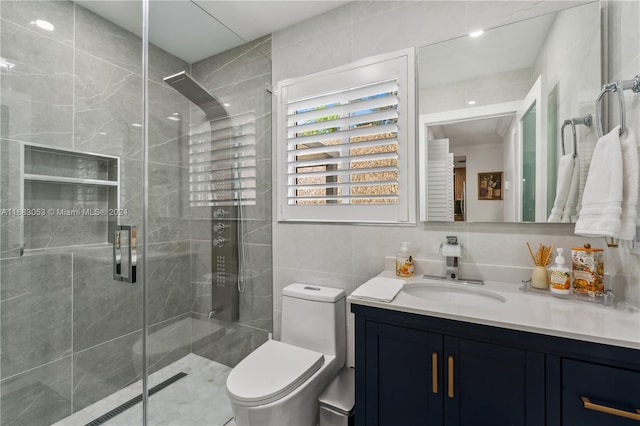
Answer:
[419, 101, 519, 222]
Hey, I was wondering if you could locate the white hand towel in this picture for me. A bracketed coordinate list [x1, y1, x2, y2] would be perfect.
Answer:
[548, 154, 575, 222]
[350, 277, 405, 303]
[561, 157, 580, 223]
[575, 126, 623, 238]
[618, 126, 639, 240]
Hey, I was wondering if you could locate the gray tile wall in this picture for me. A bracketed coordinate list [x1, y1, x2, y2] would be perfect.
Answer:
[1, 253, 73, 379]
[0, 1, 194, 423]
[0, 18, 73, 148]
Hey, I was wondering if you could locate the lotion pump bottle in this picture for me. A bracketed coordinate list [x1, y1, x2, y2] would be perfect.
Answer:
[396, 242, 414, 277]
[549, 248, 571, 296]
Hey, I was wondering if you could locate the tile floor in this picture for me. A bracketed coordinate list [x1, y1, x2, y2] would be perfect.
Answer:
[53, 354, 235, 426]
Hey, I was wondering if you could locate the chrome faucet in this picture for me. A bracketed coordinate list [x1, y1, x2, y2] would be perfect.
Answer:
[423, 236, 483, 285]
[441, 236, 461, 280]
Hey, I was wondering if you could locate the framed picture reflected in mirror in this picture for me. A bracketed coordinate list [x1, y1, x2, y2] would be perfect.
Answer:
[478, 172, 503, 200]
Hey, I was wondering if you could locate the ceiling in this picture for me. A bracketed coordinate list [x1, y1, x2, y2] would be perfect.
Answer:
[77, 1, 557, 76]
[431, 115, 515, 149]
[419, 12, 555, 87]
[76, 0, 350, 63]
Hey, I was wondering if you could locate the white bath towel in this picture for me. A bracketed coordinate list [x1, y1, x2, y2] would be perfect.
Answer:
[618, 126, 639, 240]
[561, 157, 580, 223]
[350, 277, 405, 303]
[548, 154, 576, 222]
[575, 126, 623, 238]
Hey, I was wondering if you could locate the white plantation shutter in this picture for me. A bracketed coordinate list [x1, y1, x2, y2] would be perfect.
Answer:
[427, 138, 454, 221]
[277, 49, 416, 223]
[189, 112, 256, 206]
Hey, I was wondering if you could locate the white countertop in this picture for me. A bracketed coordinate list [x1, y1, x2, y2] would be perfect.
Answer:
[348, 271, 640, 350]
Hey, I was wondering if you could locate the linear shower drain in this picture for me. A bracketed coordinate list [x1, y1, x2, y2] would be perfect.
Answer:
[85, 372, 188, 426]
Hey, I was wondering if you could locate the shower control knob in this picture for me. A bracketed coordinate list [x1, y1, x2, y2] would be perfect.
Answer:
[214, 223, 225, 233]
[213, 237, 225, 248]
[213, 209, 227, 219]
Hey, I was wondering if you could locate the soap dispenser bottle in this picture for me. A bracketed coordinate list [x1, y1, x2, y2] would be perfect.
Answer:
[549, 248, 571, 296]
[396, 242, 414, 277]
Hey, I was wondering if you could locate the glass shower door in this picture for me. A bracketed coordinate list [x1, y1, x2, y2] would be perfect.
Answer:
[141, 1, 273, 425]
[0, 0, 146, 424]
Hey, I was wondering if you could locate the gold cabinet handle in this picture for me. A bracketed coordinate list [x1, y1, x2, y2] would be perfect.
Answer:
[448, 355, 454, 398]
[431, 352, 438, 394]
[581, 397, 640, 421]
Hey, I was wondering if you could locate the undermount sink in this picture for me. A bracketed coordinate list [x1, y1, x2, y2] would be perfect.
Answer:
[402, 281, 507, 305]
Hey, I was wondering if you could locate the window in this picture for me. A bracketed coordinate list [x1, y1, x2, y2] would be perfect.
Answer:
[277, 48, 416, 223]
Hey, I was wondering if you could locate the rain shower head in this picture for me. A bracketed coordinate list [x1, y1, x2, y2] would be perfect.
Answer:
[163, 71, 228, 121]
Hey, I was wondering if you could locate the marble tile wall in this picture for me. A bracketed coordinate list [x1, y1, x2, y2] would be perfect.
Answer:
[1, 358, 72, 425]
[0, 1, 194, 423]
[271, 0, 640, 368]
[0, 17, 73, 148]
[0, 253, 73, 378]
[23, 182, 111, 249]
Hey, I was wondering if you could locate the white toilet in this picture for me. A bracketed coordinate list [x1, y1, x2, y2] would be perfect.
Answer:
[226, 283, 346, 426]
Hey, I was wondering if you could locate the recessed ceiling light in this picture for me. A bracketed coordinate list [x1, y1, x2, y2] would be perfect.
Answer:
[99, 132, 107, 136]
[223, 103, 230, 107]
[468, 100, 477, 105]
[31, 19, 55, 31]
[469, 30, 484, 38]
[167, 116, 181, 121]
[131, 123, 142, 128]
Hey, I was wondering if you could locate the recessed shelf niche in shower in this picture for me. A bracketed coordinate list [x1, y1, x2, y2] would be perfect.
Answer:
[22, 144, 120, 251]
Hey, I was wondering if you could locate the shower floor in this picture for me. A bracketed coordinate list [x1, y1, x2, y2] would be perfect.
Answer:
[52, 354, 236, 426]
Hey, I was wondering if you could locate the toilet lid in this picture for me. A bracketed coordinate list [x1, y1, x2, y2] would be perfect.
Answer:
[226, 340, 324, 406]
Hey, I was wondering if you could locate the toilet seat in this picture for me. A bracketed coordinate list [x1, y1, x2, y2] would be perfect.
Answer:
[226, 340, 324, 407]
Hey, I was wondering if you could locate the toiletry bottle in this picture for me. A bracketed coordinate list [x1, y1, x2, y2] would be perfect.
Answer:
[396, 242, 414, 277]
[549, 248, 571, 296]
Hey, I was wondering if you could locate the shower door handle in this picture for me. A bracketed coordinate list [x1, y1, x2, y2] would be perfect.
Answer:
[113, 225, 137, 283]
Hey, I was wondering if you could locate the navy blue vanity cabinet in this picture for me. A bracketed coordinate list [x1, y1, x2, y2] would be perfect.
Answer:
[443, 336, 545, 426]
[561, 359, 640, 425]
[354, 305, 545, 426]
[364, 321, 444, 425]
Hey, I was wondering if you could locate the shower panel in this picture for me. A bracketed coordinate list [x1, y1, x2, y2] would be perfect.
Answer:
[212, 206, 240, 323]
[164, 71, 240, 323]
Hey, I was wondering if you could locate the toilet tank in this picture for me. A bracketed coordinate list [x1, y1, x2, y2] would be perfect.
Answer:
[280, 283, 346, 362]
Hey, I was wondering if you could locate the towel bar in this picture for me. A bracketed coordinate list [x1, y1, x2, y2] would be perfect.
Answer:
[595, 74, 640, 137]
[561, 114, 592, 157]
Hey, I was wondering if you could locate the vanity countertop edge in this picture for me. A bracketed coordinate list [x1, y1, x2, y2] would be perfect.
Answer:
[347, 271, 640, 351]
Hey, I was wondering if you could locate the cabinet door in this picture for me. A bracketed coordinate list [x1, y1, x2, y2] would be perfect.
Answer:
[562, 359, 640, 425]
[364, 321, 443, 426]
[444, 336, 545, 426]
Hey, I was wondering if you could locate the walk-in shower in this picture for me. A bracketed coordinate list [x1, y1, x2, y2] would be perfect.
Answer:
[0, 1, 272, 424]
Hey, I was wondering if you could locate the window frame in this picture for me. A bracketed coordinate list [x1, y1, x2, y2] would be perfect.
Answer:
[276, 48, 416, 224]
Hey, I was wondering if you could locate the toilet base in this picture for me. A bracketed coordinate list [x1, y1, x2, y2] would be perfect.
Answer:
[230, 355, 339, 426]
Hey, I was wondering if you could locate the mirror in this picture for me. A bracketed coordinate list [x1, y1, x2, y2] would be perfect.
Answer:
[418, 2, 601, 223]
